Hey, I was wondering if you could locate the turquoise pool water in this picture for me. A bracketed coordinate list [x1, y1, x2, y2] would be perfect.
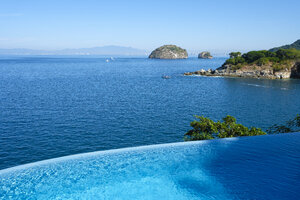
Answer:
[1, 133, 299, 199]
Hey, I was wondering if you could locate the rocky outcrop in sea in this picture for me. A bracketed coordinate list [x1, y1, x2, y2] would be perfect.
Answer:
[198, 51, 213, 59]
[149, 45, 188, 59]
[184, 62, 300, 79]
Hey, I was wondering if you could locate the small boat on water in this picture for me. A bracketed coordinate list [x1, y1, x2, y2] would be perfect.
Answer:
[162, 75, 171, 79]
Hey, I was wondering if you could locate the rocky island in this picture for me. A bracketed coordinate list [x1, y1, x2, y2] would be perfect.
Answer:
[198, 51, 213, 59]
[149, 45, 188, 59]
[185, 47, 300, 79]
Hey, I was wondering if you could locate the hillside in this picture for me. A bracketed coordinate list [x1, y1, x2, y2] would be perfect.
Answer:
[269, 39, 300, 52]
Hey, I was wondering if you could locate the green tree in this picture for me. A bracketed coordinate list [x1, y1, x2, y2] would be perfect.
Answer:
[256, 57, 270, 66]
[223, 49, 300, 72]
[184, 115, 266, 141]
[242, 51, 266, 63]
[276, 48, 300, 60]
[229, 52, 242, 58]
[225, 57, 245, 65]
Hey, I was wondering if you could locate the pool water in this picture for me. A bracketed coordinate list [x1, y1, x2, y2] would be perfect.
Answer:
[0, 133, 299, 199]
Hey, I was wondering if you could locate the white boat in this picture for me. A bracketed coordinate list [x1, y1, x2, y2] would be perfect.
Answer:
[162, 75, 171, 79]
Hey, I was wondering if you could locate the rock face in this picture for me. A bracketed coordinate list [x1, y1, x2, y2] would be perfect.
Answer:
[291, 62, 300, 78]
[184, 61, 300, 79]
[198, 51, 213, 59]
[149, 45, 188, 59]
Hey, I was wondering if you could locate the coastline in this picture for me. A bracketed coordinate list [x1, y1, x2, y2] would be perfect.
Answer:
[184, 62, 300, 79]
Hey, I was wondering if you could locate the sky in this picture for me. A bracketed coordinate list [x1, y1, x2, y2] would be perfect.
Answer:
[0, 0, 299, 53]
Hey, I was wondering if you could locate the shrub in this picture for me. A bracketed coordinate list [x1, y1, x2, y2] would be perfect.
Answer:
[225, 57, 245, 65]
[225, 58, 236, 65]
[231, 63, 243, 70]
[267, 57, 280, 63]
[272, 63, 284, 72]
[276, 48, 300, 59]
[229, 52, 242, 58]
[256, 57, 270, 66]
[223, 49, 300, 71]
[242, 51, 266, 63]
[184, 114, 300, 141]
[184, 115, 266, 141]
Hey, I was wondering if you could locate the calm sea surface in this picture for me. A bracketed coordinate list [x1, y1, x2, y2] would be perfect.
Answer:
[0, 56, 300, 170]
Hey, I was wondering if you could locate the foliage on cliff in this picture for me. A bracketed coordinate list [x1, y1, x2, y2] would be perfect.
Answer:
[224, 49, 300, 71]
[184, 115, 266, 141]
[269, 39, 300, 52]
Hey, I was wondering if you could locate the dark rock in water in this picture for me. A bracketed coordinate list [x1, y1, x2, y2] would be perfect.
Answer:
[149, 45, 188, 59]
[198, 51, 213, 59]
[183, 72, 193, 76]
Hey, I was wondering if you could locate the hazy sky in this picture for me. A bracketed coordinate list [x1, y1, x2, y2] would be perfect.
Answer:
[0, 0, 299, 52]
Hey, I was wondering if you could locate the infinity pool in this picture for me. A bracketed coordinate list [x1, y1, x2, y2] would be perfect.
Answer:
[0, 133, 299, 199]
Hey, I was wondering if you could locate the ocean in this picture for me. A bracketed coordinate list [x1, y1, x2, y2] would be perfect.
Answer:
[0, 56, 299, 170]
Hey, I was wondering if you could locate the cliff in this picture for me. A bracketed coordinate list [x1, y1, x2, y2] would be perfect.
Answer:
[149, 45, 188, 59]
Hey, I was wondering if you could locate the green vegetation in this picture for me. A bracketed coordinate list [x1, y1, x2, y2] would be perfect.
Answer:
[224, 48, 300, 71]
[225, 56, 245, 65]
[155, 45, 186, 54]
[184, 115, 300, 141]
[184, 115, 266, 141]
[269, 39, 300, 52]
[229, 52, 242, 58]
[167, 45, 185, 52]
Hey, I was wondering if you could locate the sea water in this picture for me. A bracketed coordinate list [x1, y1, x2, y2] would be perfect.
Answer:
[0, 56, 300, 170]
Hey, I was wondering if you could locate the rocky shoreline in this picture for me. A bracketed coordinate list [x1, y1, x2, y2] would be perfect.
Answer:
[184, 62, 300, 79]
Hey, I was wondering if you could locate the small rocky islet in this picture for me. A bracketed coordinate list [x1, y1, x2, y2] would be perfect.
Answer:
[198, 51, 213, 59]
[149, 45, 188, 59]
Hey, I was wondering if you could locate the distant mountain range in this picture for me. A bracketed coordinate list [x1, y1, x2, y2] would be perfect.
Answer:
[0, 45, 147, 55]
[269, 39, 300, 52]
[4, 41, 299, 56]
